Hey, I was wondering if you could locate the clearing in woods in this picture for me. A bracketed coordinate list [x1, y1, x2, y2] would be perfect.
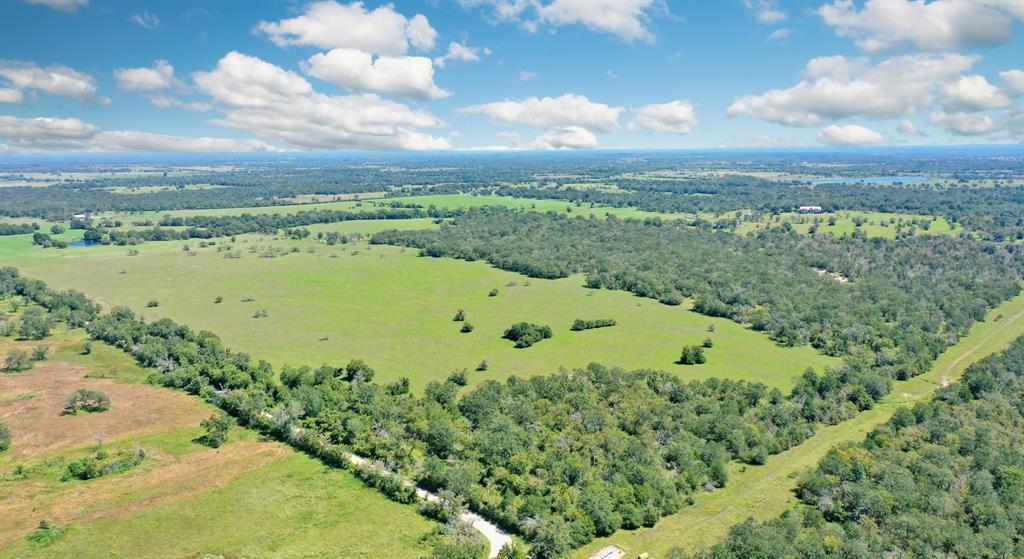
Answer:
[575, 291, 1024, 558]
[2, 221, 838, 392]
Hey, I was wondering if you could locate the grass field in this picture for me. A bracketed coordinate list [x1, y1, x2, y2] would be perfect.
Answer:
[0, 331, 439, 558]
[1, 225, 837, 392]
[575, 290, 1024, 558]
[733, 210, 960, 239]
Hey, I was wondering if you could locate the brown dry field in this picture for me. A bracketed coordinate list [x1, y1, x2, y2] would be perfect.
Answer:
[0, 440, 289, 545]
[0, 361, 210, 461]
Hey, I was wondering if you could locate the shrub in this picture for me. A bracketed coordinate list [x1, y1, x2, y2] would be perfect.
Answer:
[26, 520, 65, 547]
[0, 422, 10, 452]
[214, 296, 223, 304]
[488, 288, 499, 297]
[62, 447, 145, 481]
[145, 299, 159, 308]
[452, 309, 465, 321]
[32, 345, 50, 361]
[570, 318, 617, 331]
[476, 359, 489, 371]
[253, 309, 269, 319]
[82, 341, 93, 355]
[0, 320, 13, 336]
[678, 345, 706, 365]
[62, 389, 111, 415]
[460, 322, 474, 333]
[198, 412, 235, 448]
[702, 337, 714, 348]
[4, 349, 32, 372]
[503, 322, 553, 348]
[447, 369, 469, 386]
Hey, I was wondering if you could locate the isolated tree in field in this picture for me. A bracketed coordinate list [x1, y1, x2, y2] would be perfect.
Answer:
[702, 337, 714, 348]
[460, 322, 474, 333]
[488, 288, 499, 297]
[476, 359, 489, 371]
[62, 389, 111, 415]
[0, 423, 10, 452]
[198, 412, 235, 448]
[503, 322, 553, 348]
[17, 307, 51, 340]
[447, 369, 469, 386]
[32, 345, 50, 361]
[214, 296, 223, 304]
[678, 345, 706, 365]
[82, 341, 93, 355]
[4, 349, 31, 371]
[145, 299, 159, 308]
[452, 309, 465, 321]
[50, 224, 65, 234]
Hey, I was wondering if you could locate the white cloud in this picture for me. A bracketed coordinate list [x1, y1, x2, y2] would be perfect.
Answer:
[0, 61, 108, 106]
[817, 123, 885, 146]
[727, 53, 976, 126]
[113, 60, 182, 92]
[743, 0, 787, 24]
[818, 0, 1017, 52]
[23, 0, 87, 13]
[0, 88, 23, 104]
[149, 96, 212, 112]
[929, 111, 996, 135]
[897, 119, 924, 136]
[256, 1, 437, 55]
[434, 42, 489, 69]
[999, 69, 1024, 94]
[628, 100, 698, 134]
[606, 69, 619, 79]
[459, 0, 658, 43]
[462, 93, 623, 132]
[528, 126, 597, 149]
[519, 70, 537, 81]
[130, 11, 160, 30]
[767, 28, 790, 40]
[193, 52, 450, 151]
[940, 75, 1012, 112]
[0, 114, 278, 152]
[303, 49, 448, 100]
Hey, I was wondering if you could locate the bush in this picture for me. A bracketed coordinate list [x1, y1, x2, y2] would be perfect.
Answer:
[253, 309, 269, 319]
[145, 299, 159, 308]
[62, 447, 145, 481]
[488, 288, 499, 297]
[26, 520, 65, 547]
[453, 309, 465, 321]
[0, 320, 13, 336]
[503, 322, 553, 348]
[32, 345, 50, 361]
[0, 422, 10, 452]
[476, 359, 489, 371]
[702, 337, 714, 348]
[678, 345, 706, 365]
[460, 322, 474, 333]
[62, 389, 111, 415]
[570, 318, 617, 331]
[4, 349, 32, 372]
[198, 412, 235, 448]
[214, 296, 223, 304]
[447, 369, 469, 386]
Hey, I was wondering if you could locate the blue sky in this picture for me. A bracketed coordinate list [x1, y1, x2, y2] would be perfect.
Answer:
[0, 0, 1021, 153]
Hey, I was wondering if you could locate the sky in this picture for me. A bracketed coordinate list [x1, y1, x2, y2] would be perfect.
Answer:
[0, 0, 1021, 153]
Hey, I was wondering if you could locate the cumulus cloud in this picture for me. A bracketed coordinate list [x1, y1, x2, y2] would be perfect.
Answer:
[462, 93, 622, 132]
[113, 60, 182, 92]
[303, 49, 448, 100]
[727, 53, 976, 126]
[897, 119, 925, 136]
[434, 42, 489, 69]
[459, 0, 658, 43]
[743, 0, 787, 24]
[149, 96, 212, 112]
[130, 11, 160, 30]
[193, 51, 449, 151]
[0, 114, 278, 152]
[817, 123, 885, 146]
[527, 126, 597, 149]
[256, 1, 437, 55]
[628, 100, 698, 134]
[940, 74, 1013, 112]
[23, 0, 87, 13]
[0, 88, 24, 104]
[0, 60, 108, 106]
[818, 0, 1018, 52]
[999, 69, 1024, 94]
[929, 111, 996, 135]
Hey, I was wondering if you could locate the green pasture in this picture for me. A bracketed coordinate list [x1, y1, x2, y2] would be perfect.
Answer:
[733, 210, 960, 239]
[1, 223, 836, 393]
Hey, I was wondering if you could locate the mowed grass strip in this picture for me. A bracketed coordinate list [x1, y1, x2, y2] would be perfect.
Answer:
[575, 291, 1024, 559]
[3, 226, 837, 392]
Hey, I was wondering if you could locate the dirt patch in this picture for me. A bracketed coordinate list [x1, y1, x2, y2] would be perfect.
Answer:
[0, 362, 210, 461]
[0, 440, 289, 544]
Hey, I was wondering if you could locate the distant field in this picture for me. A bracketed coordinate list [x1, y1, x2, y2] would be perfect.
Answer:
[733, 210, 961, 238]
[576, 291, 1024, 558]
[1, 222, 837, 392]
[0, 332, 438, 558]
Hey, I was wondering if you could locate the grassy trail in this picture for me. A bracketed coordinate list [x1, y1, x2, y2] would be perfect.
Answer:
[577, 291, 1024, 559]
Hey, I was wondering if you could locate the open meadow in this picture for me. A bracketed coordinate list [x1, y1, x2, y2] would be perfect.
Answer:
[1, 221, 837, 392]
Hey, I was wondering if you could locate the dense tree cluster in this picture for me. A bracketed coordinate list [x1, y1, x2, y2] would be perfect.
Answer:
[570, 318, 616, 331]
[0, 222, 37, 236]
[502, 322, 553, 348]
[62, 447, 146, 481]
[686, 336, 1024, 559]
[62, 389, 111, 415]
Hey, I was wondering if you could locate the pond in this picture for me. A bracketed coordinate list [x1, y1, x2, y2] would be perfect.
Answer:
[69, 239, 101, 247]
[806, 176, 926, 184]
